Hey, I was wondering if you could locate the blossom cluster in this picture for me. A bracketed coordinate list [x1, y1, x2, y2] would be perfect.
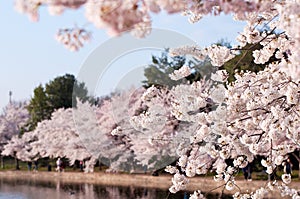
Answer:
[169, 65, 191, 81]
[15, 0, 299, 51]
[55, 28, 91, 51]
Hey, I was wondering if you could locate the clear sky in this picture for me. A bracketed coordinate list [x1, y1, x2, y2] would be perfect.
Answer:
[0, 1, 246, 110]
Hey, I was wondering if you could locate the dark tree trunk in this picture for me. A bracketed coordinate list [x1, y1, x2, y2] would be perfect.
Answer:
[15, 157, 20, 170]
[291, 151, 300, 179]
[1, 155, 4, 169]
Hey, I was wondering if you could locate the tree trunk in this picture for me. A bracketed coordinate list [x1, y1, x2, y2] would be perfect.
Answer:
[299, 161, 300, 180]
[291, 151, 300, 179]
[15, 158, 20, 170]
[1, 155, 4, 169]
[298, 151, 300, 180]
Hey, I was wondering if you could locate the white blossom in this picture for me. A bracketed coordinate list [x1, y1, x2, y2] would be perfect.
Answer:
[169, 65, 191, 81]
[282, 174, 292, 184]
[169, 173, 189, 193]
[189, 190, 205, 199]
[225, 180, 235, 191]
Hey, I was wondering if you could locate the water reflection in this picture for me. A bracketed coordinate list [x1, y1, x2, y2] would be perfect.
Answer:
[0, 178, 181, 199]
[0, 178, 228, 199]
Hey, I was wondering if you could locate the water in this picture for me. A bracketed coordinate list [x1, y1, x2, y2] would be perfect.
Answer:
[0, 178, 228, 199]
[0, 193, 26, 199]
[0, 178, 187, 199]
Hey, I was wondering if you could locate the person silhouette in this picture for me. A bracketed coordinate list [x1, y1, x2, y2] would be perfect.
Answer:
[283, 158, 292, 175]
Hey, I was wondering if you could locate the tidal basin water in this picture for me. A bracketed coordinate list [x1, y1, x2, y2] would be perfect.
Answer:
[0, 177, 230, 199]
[0, 177, 191, 199]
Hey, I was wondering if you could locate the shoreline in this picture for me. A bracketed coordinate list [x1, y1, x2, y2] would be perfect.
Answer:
[0, 171, 299, 197]
[0, 171, 174, 190]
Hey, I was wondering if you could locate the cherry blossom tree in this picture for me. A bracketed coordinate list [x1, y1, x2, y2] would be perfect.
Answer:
[0, 101, 30, 169]
[137, 56, 299, 198]
[78, 87, 183, 173]
[73, 93, 136, 172]
[0, 101, 29, 149]
[137, 1, 300, 197]
[2, 102, 96, 172]
[2, 91, 182, 173]
[10, 0, 300, 198]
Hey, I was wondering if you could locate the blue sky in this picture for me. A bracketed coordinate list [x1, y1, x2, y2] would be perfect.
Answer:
[0, 1, 245, 110]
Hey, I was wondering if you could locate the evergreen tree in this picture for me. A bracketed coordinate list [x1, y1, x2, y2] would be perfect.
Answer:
[142, 49, 203, 88]
[26, 74, 91, 131]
